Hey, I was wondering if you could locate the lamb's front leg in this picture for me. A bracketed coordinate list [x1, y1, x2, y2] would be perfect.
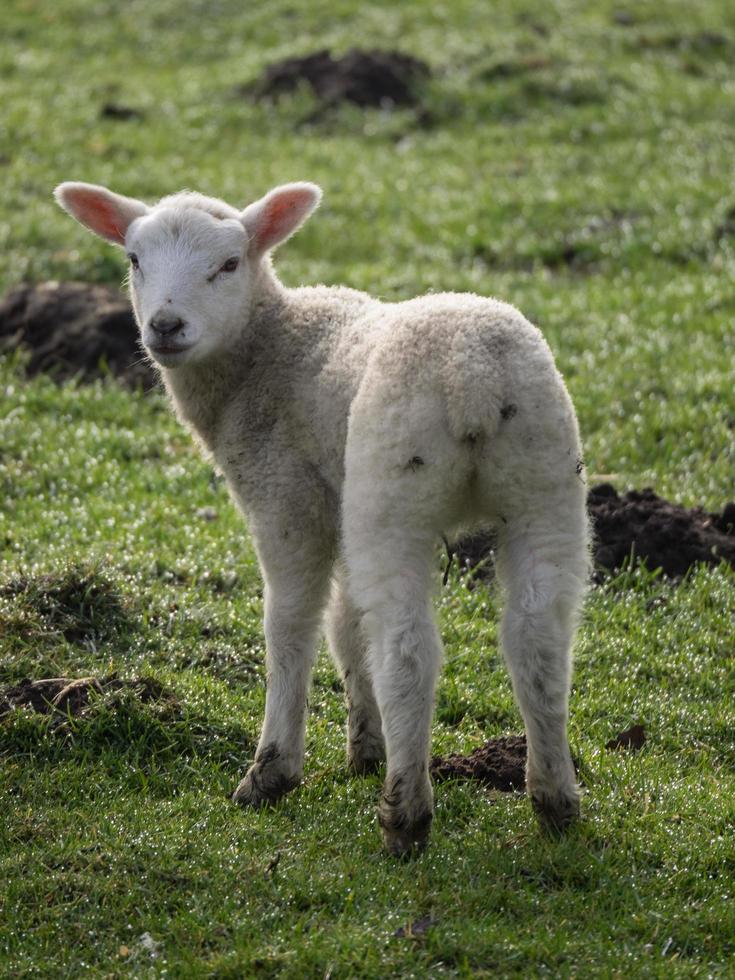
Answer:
[233, 537, 332, 807]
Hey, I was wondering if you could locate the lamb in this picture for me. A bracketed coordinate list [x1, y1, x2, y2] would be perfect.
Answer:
[54, 179, 590, 856]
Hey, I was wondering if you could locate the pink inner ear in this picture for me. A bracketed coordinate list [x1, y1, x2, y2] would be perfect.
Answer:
[256, 190, 312, 252]
[69, 189, 126, 244]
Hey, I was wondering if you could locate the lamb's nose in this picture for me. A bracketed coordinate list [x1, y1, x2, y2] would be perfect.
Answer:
[150, 312, 185, 336]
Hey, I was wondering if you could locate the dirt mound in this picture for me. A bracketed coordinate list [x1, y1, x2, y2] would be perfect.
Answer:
[0, 281, 157, 388]
[431, 725, 644, 793]
[0, 675, 174, 723]
[588, 483, 735, 579]
[248, 48, 430, 110]
[430, 735, 527, 791]
[452, 484, 735, 582]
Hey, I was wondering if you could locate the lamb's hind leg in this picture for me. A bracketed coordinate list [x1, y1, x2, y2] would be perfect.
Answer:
[496, 512, 589, 832]
[325, 570, 385, 773]
[343, 384, 465, 854]
[345, 533, 442, 856]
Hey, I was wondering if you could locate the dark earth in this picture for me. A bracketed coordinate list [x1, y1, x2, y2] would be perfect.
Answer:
[431, 725, 642, 791]
[605, 723, 646, 752]
[0, 281, 156, 389]
[451, 484, 735, 581]
[587, 483, 735, 577]
[430, 735, 528, 791]
[246, 48, 430, 111]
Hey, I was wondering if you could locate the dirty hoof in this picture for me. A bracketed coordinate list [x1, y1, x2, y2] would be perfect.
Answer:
[531, 789, 581, 835]
[377, 769, 433, 857]
[378, 806, 433, 858]
[232, 762, 299, 808]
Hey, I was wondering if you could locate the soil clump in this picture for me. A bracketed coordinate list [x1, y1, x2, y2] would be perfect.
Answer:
[587, 483, 735, 579]
[430, 735, 528, 791]
[0, 281, 156, 388]
[247, 48, 430, 111]
[452, 484, 735, 581]
[605, 723, 646, 751]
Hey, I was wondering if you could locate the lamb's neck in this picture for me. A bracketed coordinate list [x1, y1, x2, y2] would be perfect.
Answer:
[161, 351, 245, 453]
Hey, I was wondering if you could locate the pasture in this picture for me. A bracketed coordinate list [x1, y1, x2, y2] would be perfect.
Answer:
[1, 0, 734, 975]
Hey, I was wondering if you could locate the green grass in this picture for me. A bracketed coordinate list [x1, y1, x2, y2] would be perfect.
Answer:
[2, 0, 735, 975]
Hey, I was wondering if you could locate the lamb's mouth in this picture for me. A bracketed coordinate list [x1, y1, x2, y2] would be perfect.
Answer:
[148, 344, 194, 363]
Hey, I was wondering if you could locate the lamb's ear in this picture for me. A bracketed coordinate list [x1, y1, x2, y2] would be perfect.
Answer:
[53, 182, 149, 246]
[241, 182, 322, 259]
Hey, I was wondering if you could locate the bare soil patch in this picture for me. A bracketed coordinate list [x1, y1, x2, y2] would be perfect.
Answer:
[0, 281, 156, 388]
[452, 484, 735, 582]
[100, 102, 144, 121]
[430, 727, 641, 794]
[246, 48, 430, 112]
[430, 735, 528, 791]
[588, 483, 735, 579]
[393, 914, 437, 939]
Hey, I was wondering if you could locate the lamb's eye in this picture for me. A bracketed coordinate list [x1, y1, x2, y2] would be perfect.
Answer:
[127, 253, 140, 271]
[207, 257, 240, 282]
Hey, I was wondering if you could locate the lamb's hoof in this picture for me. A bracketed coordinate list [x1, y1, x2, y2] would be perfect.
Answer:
[530, 789, 580, 835]
[377, 769, 433, 857]
[232, 761, 299, 808]
[378, 806, 433, 858]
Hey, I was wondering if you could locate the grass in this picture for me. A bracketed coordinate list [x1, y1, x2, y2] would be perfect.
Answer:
[2, 0, 735, 974]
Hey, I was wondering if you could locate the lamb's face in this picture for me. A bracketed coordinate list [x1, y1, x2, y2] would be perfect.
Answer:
[54, 180, 322, 369]
[126, 208, 250, 368]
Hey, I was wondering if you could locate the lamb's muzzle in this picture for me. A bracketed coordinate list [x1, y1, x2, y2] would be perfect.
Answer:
[149, 312, 186, 337]
[54, 178, 590, 857]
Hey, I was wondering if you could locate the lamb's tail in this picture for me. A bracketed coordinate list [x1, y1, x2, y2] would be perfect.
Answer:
[442, 333, 505, 444]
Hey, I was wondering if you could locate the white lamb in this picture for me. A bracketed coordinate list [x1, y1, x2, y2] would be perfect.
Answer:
[54, 180, 589, 856]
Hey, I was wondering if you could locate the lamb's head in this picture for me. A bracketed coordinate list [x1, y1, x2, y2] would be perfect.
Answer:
[53, 181, 322, 368]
